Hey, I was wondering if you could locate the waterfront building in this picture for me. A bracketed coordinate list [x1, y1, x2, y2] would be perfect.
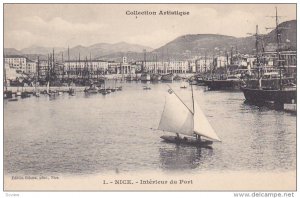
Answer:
[25, 61, 37, 74]
[195, 57, 214, 73]
[63, 60, 109, 78]
[4, 62, 20, 80]
[108, 61, 121, 74]
[4, 55, 27, 72]
[262, 50, 296, 76]
[119, 56, 134, 74]
[135, 60, 189, 74]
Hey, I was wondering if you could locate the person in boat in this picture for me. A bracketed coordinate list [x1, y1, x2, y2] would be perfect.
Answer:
[175, 133, 180, 140]
[196, 134, 201, 142]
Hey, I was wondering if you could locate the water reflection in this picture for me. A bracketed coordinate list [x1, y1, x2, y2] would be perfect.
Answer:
[159, 144, 213, 170]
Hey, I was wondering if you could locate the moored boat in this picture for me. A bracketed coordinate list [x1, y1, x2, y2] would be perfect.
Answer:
[140, 73, 151, 81]
[84, 84, 99, 94]
[151, 73, 162, 81]
[204, 75, 244, 91]
[161, 73, 174, 82]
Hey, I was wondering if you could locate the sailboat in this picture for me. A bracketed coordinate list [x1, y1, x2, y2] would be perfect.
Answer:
[158, 85, 221, 147]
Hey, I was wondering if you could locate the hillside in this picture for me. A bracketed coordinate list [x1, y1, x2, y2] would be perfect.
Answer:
[150, 20, 296, 60]
[4, 20, 295, 61]
[4, 42, 153, 61]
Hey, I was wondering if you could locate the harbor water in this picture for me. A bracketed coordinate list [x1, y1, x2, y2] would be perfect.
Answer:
[4, 82, 296, 175]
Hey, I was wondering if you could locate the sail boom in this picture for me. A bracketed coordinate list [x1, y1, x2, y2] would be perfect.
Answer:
[158, 129, 195, 137]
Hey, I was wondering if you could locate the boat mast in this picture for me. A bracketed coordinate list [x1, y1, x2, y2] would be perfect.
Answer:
[204, 52, 207, 73]
[47, 53, 50, 86]
[191, 84, 195, 114]
[67, 46, 70, 80]
[255, 25, 260, 79]
[225, 50, 228, 79]
[52, 49, 55, 83]
[275, 7, 282, 90]
[155, 53, 158, 74]
[61, 52, 64, 82]
[266, 7, 284, 90]
[79, 53, 81, 80]
[167, 85, 193, 114]
[35, 56, 39, 92]
[90, 52, 92, 80]
[143, 49, 146, 73]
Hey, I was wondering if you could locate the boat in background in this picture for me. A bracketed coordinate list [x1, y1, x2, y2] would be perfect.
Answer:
[204, 75, 245, 91]
[33, 80, 40, 97]
[84, 83, 99, 94]
[151, 73, 162, 81]
[241, 11, 296, 110]
[21, 90, 30, 98]
[143, 85, 151, 90]
[4, 91, 13, 99]
[99, 80, 111, 95]
[180, 81, 189, 89]
[158, 85, 221, 147]
[140, 72, 151, 82]
[173, 75, 182, 81]
[161, 73, 174, 82]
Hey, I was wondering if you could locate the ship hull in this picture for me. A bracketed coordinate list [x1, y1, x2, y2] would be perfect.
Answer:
[204, 79, 243, 90]
[160, 135, 213, 148]
[241, 86, 297, 105]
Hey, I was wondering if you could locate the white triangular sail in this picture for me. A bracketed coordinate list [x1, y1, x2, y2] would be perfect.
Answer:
[193, 101, 221, 141]
[158, 90, 194, 136]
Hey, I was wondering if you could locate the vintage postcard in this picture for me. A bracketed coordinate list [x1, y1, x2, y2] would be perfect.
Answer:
[3, 3, 297, 192]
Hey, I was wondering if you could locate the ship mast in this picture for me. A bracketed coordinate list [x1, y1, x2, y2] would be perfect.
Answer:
[255, 25, 260, 79]
[191, 84, 195, 114]
[266, 7, 286, 90]
[37, 56, 40, 83]
[275, 7, 282, 90]
[67, 46, 70, 80]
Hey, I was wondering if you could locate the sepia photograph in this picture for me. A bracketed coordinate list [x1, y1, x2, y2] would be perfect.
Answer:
[2, 2, 297, 193]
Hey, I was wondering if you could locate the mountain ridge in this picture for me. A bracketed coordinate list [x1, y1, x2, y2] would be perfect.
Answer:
[4, 20, 296, 61]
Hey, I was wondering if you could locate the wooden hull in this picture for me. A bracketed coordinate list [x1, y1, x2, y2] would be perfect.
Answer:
[161, 73, 174, 82]
[241, 86, 297, 106]
[196, 78, 206, 86]
[173, 75, 182, 81]
[21, 92, 30, 98]
[4, 91, 13, 99]
[151, 74, 162, 81]
[140, 73, 151, 81]
[160, 135, 213, 148]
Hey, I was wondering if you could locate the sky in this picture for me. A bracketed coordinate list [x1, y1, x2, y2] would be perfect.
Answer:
[4, 4, 296, 50]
